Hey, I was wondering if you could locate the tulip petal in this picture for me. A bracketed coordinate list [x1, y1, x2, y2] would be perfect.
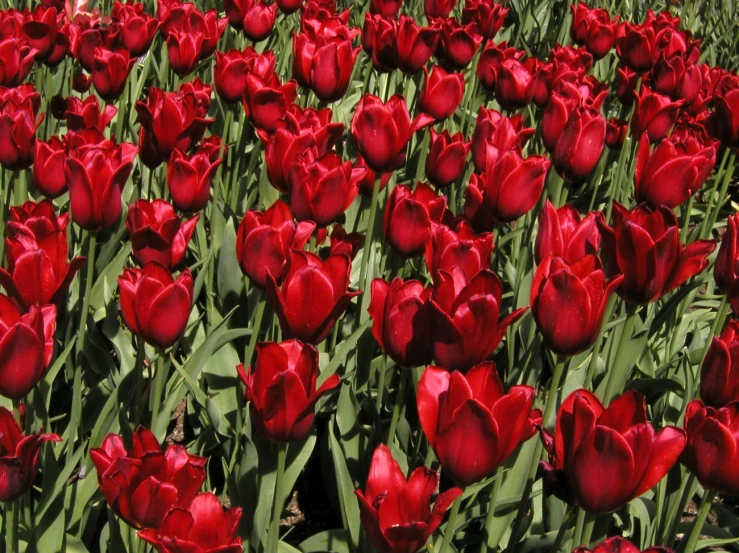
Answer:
[662, 239, 716, 295]
[632, 426, 685, 498]
[0, 323, 45, 399]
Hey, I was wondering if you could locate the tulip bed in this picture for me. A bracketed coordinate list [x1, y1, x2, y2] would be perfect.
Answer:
[1, 0, 739, 552]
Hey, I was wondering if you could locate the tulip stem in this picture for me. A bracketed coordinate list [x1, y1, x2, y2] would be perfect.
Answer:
[603, 303, 640, 404]
[150, 349, 168, 438]
[699, 295, 729, 368]
[570, 507, 586, 550]
[132, 337, 146, 428]
[585, 293, 618, 390]
[483, 468, 502, 551]
[269, 444, 288, 553]
[358, 175, 382, 317]
[245, 294, 266, 365]
[679, 490, 715, 553]
[374, 355, 387, 413]
[4, 499, 17, 553]
[663, 473, 697, 547]
[414, 130, 430, 183]
[703, 151, 736, 239]
[552, 505, 576, 553]
[581, 512, 596, 548]
[385, 369, 409, 446]
[439, 494, 463, 553]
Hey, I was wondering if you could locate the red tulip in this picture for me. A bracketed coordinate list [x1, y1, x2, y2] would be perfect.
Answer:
[0, 84, 44, 171]
[651, 48, 703, 104]
[138, 493, 243, 553]
[541, 389, 686, 513]
[575, 537, 673, 553]
[615, 65, 639, 106]
[384, 183, 447, 258]
[615, 21, 657, 71]
[356, 154, 392, 197]
[0, 296, 55, 400]
[355, 444, 462, 553]
[0, 407, 59, 502]
[605, 117, 628, 149]
[418, 363, 540, 486]
[32, 136, 66, 198]
[570, 4, 619, 59]
[20, 5, 58, 62]
[225, 0, 277, 41]
[534, 201, 601, 264]
[69, 17, 121, 72]
[396, 15, 439, 75]
[552, 105, 606, 182]
[424, 0, 456, 20]
[328, 225, 363, 260]
[43, 22, 71, 68]
[630, 86, 684, 142]
[159, 2, 227, 63]
[435, 19, 482, 71]
[118, 263, 194, 349]
[462, 0, 508, 40]
[494, 56, 539, 111]
[471, 107, 534, 173]
[426, 129, 470, 188]
[242, 72, 298, 133]
[214, 47, 273, 104]
[599, 203, 715, 305]
[167, 145, 223, 213]
[361, 14, 399, 73]
[700, 320, 739, 408]
[73, 71, 92, 93]
[425, 220, 493, 281]
[418, 65, 465, 122]
[90, 426, 207, 529]
[370, 0, 402, 17]
[351, 93, 433, 173]
[62, 96, 118, 132]
[265, 250, 360, 344]
[112, 1, 159, 57]
[166, 31, 205, 76]
[540, 81, 608, 153]
[0, 37, 37, 87]
[715, 214, 739, 307]
[713, 73, 739, 149]
[91, 47, 136, 100]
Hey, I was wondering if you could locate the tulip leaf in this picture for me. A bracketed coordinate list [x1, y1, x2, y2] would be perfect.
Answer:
[299, 529, 352, 553]
[89, 241, 132, 313]
[321, 319, 372, 386]
[328, 417, 361, 551]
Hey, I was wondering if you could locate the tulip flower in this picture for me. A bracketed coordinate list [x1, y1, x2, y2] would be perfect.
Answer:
[90, 426, 207, 529]
[534, 201, 601, 264]
[70, 17, 122, 72]
[425, 221, 493, 281]
[237, 340, 340, 442]
[477, 41, 523, 92]
[242, 72, 298, 133]
[615, 21, 657, 71]
[471, 107, 535, 173]
[715, 214, 739, 309]
[118, 263, 194, 349]
[418, 66, 465, 122]
[112, 0, 159, 57]
[265, 250, 361, 344]
[494, 57, 539, 111]
[462, 0, 508, 40]
[236, 200, 316, 289]
[361, 14, 400, 73]
[541, 81, 608, 154]
[166, 31, 205, 76]
[370, 0, 402, 17]
[713, 74, 739, 149]
[540, 389, 686, 513]
[91, 47, 136, 100]
[615, 66, 640, 106]
[62, 96, 118, 132]
[424, 0, 456, 20]
[167, 146, 223, 213]
[0, 296, 56, 400]
[214, 47, 274, 104]
[553, 105, 607, 182]
[531, 254, 623, 356]
[384, 184, 447, 258]
[351, 94, 433, 173]
[32, 136, 66, 198]
[356, 155, 392, 197]
[396, 15, 439, 75]
[159, 3, 227, 69]
[0, 407, 59, 502]
[21, 5, 58, 62]
[651, 48, 703, 104]
[605, 117, 628, 149]
[435, 19, 482, 71]
[426, 130, 470, 188]
[569, 4, 620, 59]
[630, 86, 684, 142]
[575, 536, 673, 553]
[328, 225, 363, 260]
[0, 85, 44, 171]
[126, 200, 199, 270]
[700, 320, 739, 408]
[0, 37, 37, 87]
[355, 444, 462, 553]
[230, 0, 277, 41]
[599, 203, 715, 305]
[139, 492, 243, 553]
[418, 363, 541, 486]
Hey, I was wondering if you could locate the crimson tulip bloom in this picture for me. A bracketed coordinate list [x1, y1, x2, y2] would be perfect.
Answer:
[126, 200, 199, 270]
[361, 14, 400, 73]
[32, 136, 66, 198]
[534, 201, 601, 264]
[0, 407, 59, 502]
[167, 147, 223, 213]
[462, 0, 508, 40]
[62, 96, 118, 132]
[166, 31, 205, 76]
[139, 493, 243, 553]
[541, 82, 608, 154]
[553, 105, 606, 182]
[355, 444, 462, 553]
[615, 66, 640, 106]
[425, 221, 493, 281]
[90, 426, 207, 529]
[418, 363, 541, 486]
[21, 5, 58, 62]
[328, 225, 364, 260]
[227, 0, 277, 41]
[236, 200, 315, 289]
[570, 4, 619, 59]
[370, 0, 402, 17]
[0, 85, 44, 171]
[356, 155, 392, 197]
[531, 254, 622, 356]
[599, 203, 715, 305]
[237, 340, 340, 442]
[384, 184, 447, 258]
[159, 3, 227, 65]
[714, 74, 739, 148]
[350, 93, 433, 173]
[91, 47, 136, 100]
[700, 320, 739, 408]
[615, 21, 657, 72]
[715, 214, 739, 308]
[418, 66, 465, 122]
[541, 389, 686, 513]
[630, 87, 684, 142]
[119, 263, 194, 349]
[265, 250, 361, 344]
[424, 0, 456, 20]
[242, 73, 298, 133]
[396, 15, 439, 75]
[0, 296, 56, 400]
[471, 107, 535, 173]
[435, 19, 482, 71]
[606, 117, 628, 149]
[426, 130, 470, 188]
[214, 47, 274, 104]
[495, 57, 539, 111]
[0, 37, 37, 87]
[112, 1, 159, 57]
[634, 130, 717, 209]
[575, 537, 673, 553]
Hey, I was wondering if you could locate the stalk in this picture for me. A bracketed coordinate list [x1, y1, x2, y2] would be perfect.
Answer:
[132, 337, 146, 428]
[483, 469, 503, 552]
[678, 490, 715, 553]
[439, 494, 463, 553]
[150, 349, 168, 437]
[269, 444, 288, 553]
[385, 369, 409, 446]
[603, 304, 640, 404]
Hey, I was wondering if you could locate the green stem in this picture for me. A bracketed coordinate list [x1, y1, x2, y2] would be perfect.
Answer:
[385, 369, 409, 446]
[358, 176, 382, 308]
[270, 444, 288, 553]
[603, 304, 639, 405]
[439, 494, 463, 553]
[245, 293, 266, 364]
[552, 506, 576, 553]
[374, 355, 388, 413]
[483, 469, 502, 551]
[150, 349, 168, 437]
[4, 499, 17, 553]
[0, 168, 6, 261]
[580, 512, 596, 548]
[700, 295, 729, 362]
[663, 473, 697, 547]
[414, 129, 431, 183]
[678, 490, 715, 553]
[132, 337, 146, 428]
[702, 151, 736, 239]
[571, 508, 586, 550]
[585, 294, 618, 389]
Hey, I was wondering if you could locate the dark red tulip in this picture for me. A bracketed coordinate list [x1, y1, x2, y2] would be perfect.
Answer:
[541, 389, 686, 513]
[396, 15, 439, 75]
[614, 65, 639, 106]
[73, 71, 92, 93]
[700, 320, 739, 408]
[328, 225, 363, 260]
[0, 407, 59, 502]
[276, 0, 303, 14]
[0, 296, 55, 400]
[0, 37, 37, 87]
[89, 426, 207, 529]
[237, 339, 339, 442]
[712, 73, 739, 149]
[62, 96, 118, 132]
[424, 0, 456, 20]
[531, 254, 622, 356]
[166, 31, 205, 76]
[355, 444, 462, 553]
[462, 0, 508, 40]
[20, 5, 58, 62]
[287, 151, 365, 227]
[351, 93, 433, 173]
[236, 200, 315, 289]
[370, 0, 402, 17]
[43, 22, 70, 68]
[32, 136, 66, 198]
[138, 493, 243, 553]
[418, 363, 540, 486]
[112, 1, 159, 57]
[0, 85, 43, 171]
[431, 267, 525, 371]
[495, 56, 540, 111]
[119, 263, 194, 349]
[426, 129, 470, 188]
[361, 14, 399, 73]
[630, 86, 684, 142]
[575, 537, 674, 553]
[616, 21, 656, 72]
[418, 65, 465, 122]
[599, 203, 715, 305]
[471, 107, 535, 173]
[356, 154, 392, 197]
[634, 130, 716, 209]
[715, 214, 739, 306]
[159, 3, 227, 59]
[534, 200, 601, 264]
[69, 17, 122, 72]
[435, 19, 482, 71]
[1, 201, 86, 309]
[540, 81, 608, 153]
[570, 4, 619, 59]
[651, 48, 702, 104]
[91, 47, 136, 100]
[681, 400, 739, 496]
[242, 73, 298, 133]
[265, 250, 360, 344]
[606, 117, 628, 149]
[384, 184, 447, 258]
[225, 0, 277, 41]
[167, 145, 223, 213]
[553, 105, 606, 182]
[126, 200, 199, 270]
[214, 47, 273, 104]
[425, 220, 493, 281]
[477, 41, 523, 92]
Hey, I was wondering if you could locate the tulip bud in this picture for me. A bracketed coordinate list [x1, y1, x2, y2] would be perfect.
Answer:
[370, 0, 402, 17]
[384, 183, 447, 258]
[471, 107, 535, 173]
[32, 136, 66, 198]
[569, 4, 619, 59]
[424, 0, 456, 20]
[167, 147, 223, 213]
[462, 0, 508, 41]
[700, 319, 739, 408]
[425, 220, 493, 281]
[630, 86, 684, 142]
[552, 105, 606, 182]
[91, 47, 137, 100]
[0, 37, 37, 87]
[112, 0, 160, 57]
[426, 129, 470, 188]
[396, 15, 439, 75]
[243, 74, 298, 133]
[605, 117, 628, 149]
[0, 85, 44, 171]
[534, 201, 601, 264]
[435, 19, 482, 71]
[712, 73, 739, 149]
[715, 214, 739, 303]
[418, 66, 465, 122]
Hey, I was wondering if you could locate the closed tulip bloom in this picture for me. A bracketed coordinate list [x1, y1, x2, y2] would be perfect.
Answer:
[605, 117, 628, 149]
[351, 93, 433, 173]
[159, 3, 227, 59]
[126, 200, 199, 270]
[425, 220, 493, 281]
[634, 130, 717, 209]
[630, 87, 684, 142]
[361, 14, 399, 73]
[166, 31, 205, 76]
[384, 184, 447, 258]
[43, 22, 71, 68]
[90, 426, 207, 529]
[599, 203, 715, 305]
[495, 57, 538, 111]
[118, 263, 194, 349]
[237, 340, 339, 442]
[214, 47, 274, 104]
[167, 147, 223, 213]
[32, 136, 66, 198]
[615, 21, 656, 71]
[471, 107, 535, 173]
[570, 4, 619, 59]
[715, 214, 739, 301]
[63, 96, 118, 132]
[396, 15, 439, 75]
[575, 536, 673, 553]
[700, 320, 739, 408]
[241, 0, 278, 42]
[426, 129, 470, 188]
[265, 250, 361, 344]
[21, 5, 58, 62]
[418, 66, 465, 122]
[236, 200, 315, 289]
[531, 254, 622, 356]
[287, 151, 365, 227]
[329, 225, 364, 260]
[242, 73, 298, 133]
[534, 201, 601, 264]
[370, 0, 402, 17]
[91, 47, 136, 100]
[615, 65, 639, 106]
[713, 74, 739, 149]
[541, 389, 686, 513]
[355, 444, 462, 553]
[424, 0, 456, 20]
[435, 19, 482, 71]
[0, 85, 44, 171]
[462, 0, 508, 40]
[0, 297, 56, 400]
[553, 105, 606, 182]
[139, 493, 243, 553]
[418, 363, 541, 486]
[0, 37, 37, 87]
[112, 1, 159, 57]
[0, 407, 59, 502]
